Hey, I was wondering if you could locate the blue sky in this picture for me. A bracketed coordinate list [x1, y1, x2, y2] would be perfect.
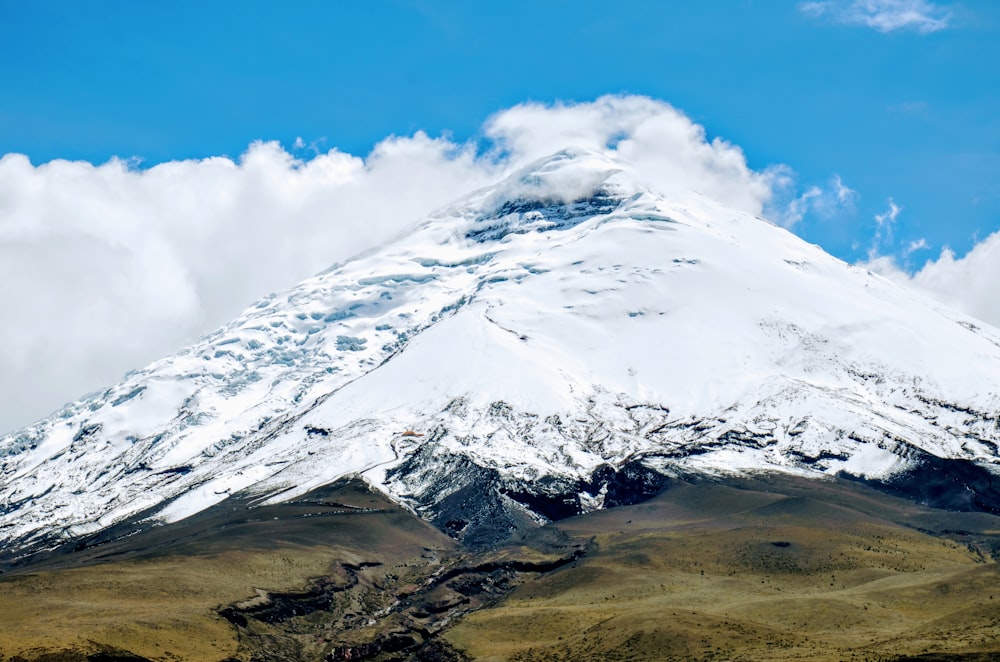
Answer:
[1, 0, 1000, 433]
[2, 0, 997, 263]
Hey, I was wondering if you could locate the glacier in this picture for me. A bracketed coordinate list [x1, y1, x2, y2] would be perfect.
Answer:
[3, 149, 1000, 553]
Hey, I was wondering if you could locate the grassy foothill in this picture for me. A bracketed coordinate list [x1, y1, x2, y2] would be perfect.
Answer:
[446, 476, 1000, 661]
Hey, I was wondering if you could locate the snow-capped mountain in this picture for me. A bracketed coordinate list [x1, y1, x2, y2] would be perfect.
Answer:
[4, 149, 1000, 554]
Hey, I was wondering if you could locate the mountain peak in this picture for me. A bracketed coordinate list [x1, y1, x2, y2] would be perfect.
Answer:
[435, 148, 635, 243]
[495, 148, 627, 203]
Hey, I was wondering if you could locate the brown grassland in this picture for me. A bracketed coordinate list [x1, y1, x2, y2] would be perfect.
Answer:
[447, 476, 1000, 661]
[1, 475, 999, 661]
[0, 480, 456, 661]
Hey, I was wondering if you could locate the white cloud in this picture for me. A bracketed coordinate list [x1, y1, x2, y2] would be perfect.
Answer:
[888, 100, 931, 115]
[0, 135, 500, 433]
[867, 197, 902, 257]
[875, 197, 901, 226]
[865, 231, 1000, 329]
[484, 96, 776, 213]
[863, 199, 1000, 331]
[0, 95, 811, 433]
[768, 172, 857, 228]
[904, 237, 929, 255]
[833, 175, 857, 205]
[800, 0, 952, 33]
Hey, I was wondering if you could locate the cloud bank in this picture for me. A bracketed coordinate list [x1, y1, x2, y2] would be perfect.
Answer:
[860, 194, 1000, 329]
[866, 233, 1000, 330]
[0, 96, 796, 433]
[799, 0, 952, 33]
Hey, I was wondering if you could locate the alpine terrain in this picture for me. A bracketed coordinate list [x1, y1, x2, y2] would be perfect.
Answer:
[2, 149, 1000, 661]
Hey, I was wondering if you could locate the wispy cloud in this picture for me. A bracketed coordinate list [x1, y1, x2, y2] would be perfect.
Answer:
[869, 197, 902, 256]
[875, 197, 901, 226]
[799, 0, 952, 33]
[904, 237, 930, 255]
[887, 100, 931, 115]
[769, 173, 858, 228]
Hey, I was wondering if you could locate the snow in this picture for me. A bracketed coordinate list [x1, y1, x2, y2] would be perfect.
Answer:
[2, 148, 1000, 549]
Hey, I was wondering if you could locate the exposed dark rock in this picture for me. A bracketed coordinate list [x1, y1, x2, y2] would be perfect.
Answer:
[501, 474, 582, 521]
[466, 188, 623, 242]
[153, 464, 193, 476]
[600, 460, 672, 508]
[224, 563, 380, 625]
[412, 639, 472, 661]
[323, 630, 471, 661]
[386, 448, 539, 549]
[841, 451, 1000, 514]
[72, 423, 102, 443]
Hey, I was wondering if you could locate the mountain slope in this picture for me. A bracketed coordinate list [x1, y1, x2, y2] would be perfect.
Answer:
[3, 149, 1000, 555]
